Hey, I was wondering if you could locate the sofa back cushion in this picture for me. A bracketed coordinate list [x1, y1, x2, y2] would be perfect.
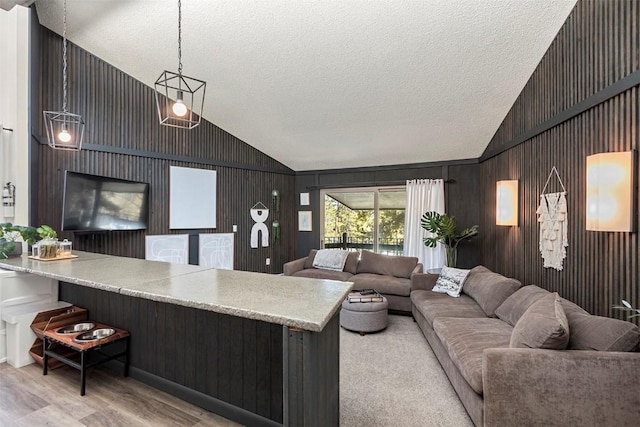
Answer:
[495, 285, 550, 326]
[357, 250, 418, 278]
[303, 249, 318, 269]
[304, 249, 359, 274]
[462, 266, 522, 317]
[510, 292, 570, 350]
[560, 299, 640, 351]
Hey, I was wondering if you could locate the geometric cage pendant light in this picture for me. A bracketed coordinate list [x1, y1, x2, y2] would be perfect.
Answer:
[43, 0, 85, 150]
[154, 0, 206, 129]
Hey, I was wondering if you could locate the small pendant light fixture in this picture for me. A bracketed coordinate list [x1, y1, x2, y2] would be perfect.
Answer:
[154, 0, 206, 129]
[43, 0, 85, 151]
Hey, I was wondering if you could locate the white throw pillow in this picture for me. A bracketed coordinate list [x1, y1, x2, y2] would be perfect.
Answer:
[432, 266, 471, 297]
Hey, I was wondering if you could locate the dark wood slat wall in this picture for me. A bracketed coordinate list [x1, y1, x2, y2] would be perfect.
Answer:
[59, 282, 284, 423]
[33, 26, 295, 273]
[480, 0, 639, 319]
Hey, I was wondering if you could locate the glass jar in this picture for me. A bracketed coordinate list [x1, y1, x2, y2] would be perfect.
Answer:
[59, 239, 72, 257]
[33, 238, 58, 259]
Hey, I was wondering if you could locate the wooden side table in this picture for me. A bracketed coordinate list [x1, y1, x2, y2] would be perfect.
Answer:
[42, 322, 130, 396]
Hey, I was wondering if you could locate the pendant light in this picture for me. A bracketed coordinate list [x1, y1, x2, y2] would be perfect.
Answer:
[154, 0, 206, 129]
[43, 0, 85, 151]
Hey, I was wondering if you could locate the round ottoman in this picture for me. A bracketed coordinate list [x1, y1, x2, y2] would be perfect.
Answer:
[340, 297, 388, 335]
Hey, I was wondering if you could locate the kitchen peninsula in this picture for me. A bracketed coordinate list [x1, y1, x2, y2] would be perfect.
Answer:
[0, 251, 352, 427]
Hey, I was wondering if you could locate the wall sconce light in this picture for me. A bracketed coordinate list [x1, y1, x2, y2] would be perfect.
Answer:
[586, 151, 636, 232]
[496, 180, 518, 226]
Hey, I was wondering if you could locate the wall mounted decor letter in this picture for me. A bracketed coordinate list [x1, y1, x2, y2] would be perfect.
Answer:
[250, 202, 269, 248]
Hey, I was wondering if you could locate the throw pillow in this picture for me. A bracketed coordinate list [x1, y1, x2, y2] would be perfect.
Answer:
[462, 266, 522, 317]
[510, 292, 570, 349]
[432, 266, 471, 297]
[312, 249, 350, 271]
[495, 285, 550, 326]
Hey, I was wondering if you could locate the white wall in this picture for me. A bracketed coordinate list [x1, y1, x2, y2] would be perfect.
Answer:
[0, 6, 30, 227]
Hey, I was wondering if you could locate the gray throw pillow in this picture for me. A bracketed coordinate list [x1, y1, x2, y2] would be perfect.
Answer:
[510, 292, 570, 350]
[462, 266, 522, 317]
[495, 285, 550, 326]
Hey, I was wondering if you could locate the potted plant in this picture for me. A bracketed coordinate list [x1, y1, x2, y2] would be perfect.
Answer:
[0, 223, 58, 259]
[420, 212, 479, 267]
[34, 225, 59, 259]
[0, 223, 34, 259]
[613, 300, 640, 320]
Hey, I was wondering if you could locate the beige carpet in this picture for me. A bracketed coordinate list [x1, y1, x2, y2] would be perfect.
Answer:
[340, 315, 473, 427]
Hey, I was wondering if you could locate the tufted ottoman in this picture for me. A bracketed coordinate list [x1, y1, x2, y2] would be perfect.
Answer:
[340, 296, 388, 335]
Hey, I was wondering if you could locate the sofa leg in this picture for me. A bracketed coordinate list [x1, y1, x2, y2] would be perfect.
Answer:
[359, 331, 365, 336]
[412, 316, 416, 323]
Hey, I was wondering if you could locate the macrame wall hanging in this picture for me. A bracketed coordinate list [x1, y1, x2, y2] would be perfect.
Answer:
[536, 167, 568, 271]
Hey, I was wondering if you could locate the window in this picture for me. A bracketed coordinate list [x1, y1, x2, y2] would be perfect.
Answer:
[321, 187, 406, 255]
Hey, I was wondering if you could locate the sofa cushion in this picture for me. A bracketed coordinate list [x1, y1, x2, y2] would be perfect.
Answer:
[312, 249, 350, 271]
[291, 268, 354, 282]
[559, 298, 640, 351]
[350, 273, 411, 297]
[357, 250, 418, 279]
[568, 313, 640, 352]
[303, 249, 359, 274]
[433, 317, 513, 395]
[510, 293, 570, 350]
[462, 266, 522, 317]
[303, 249, 318, 269]
[432, 266, 471, 297]
[411, 290, 487, 328]
[344, 251, 360, 274]
[495, 285, 550, 326]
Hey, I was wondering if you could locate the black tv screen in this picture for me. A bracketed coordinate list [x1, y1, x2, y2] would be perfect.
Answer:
[62, 171, 149, 231]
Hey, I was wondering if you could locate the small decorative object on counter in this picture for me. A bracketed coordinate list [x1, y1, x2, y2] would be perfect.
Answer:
[33, 238, 58, 259]
[59, 239, 72, 257]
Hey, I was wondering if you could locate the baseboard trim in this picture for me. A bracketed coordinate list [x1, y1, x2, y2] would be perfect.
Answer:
[104, 361, 282, 427]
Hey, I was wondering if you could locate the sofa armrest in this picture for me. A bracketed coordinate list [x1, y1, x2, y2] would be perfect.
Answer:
[412, 263, 424, 275]
[483, 348, 640, 427]
[411, 273, 438, 292]
[283, 257, 308, 276]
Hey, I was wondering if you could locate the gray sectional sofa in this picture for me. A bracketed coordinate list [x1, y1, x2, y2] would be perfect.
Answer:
[283, 249, 423, 312]
[411, 266, 640, 426]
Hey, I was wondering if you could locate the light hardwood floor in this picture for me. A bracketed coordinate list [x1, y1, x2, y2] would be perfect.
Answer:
[0, 362, 241, 426]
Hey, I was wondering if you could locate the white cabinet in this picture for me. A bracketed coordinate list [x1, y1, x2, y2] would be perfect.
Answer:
[0, 269, 59, 364]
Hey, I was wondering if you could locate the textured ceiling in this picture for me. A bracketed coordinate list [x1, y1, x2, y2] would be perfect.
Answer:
[34, 0, 577, 171]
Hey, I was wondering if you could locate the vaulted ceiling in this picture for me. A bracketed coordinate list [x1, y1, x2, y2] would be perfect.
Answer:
[33, 0, 577, 171]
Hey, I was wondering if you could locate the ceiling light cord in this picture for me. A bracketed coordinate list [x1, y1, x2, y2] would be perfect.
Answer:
[62, 0, 68, 113]
[177, 0, 182, 77]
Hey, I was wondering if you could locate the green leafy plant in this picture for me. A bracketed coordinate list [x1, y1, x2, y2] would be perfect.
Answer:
[420, 212, 479, 267]
[0, 223, 57, 259]
[36, 224, 58, 240]
[1, 223, 26, 259]
[613, 300, 640, 320]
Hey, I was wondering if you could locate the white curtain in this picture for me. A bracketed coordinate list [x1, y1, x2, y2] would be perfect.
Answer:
[403, 179, 445, 270]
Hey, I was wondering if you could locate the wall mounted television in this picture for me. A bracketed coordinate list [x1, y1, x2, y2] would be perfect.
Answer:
[62, 171, 150, 232]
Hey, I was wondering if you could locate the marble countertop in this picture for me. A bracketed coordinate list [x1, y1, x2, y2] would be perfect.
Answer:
[0, 251, 353, 332]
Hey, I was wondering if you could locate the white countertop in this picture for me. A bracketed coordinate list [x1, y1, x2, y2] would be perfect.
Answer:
[0, 251, 353, 332]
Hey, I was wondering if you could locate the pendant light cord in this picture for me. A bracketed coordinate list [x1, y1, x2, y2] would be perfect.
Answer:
[177, 0, 182, 76]
[62, 0, 68, 113]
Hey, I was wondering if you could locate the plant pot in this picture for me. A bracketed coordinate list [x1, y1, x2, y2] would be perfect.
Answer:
[445, 245, 457, 268]
[11, 243, 22, 256]
[8, 243, 22, 257]
[0, 241, 21, 259]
